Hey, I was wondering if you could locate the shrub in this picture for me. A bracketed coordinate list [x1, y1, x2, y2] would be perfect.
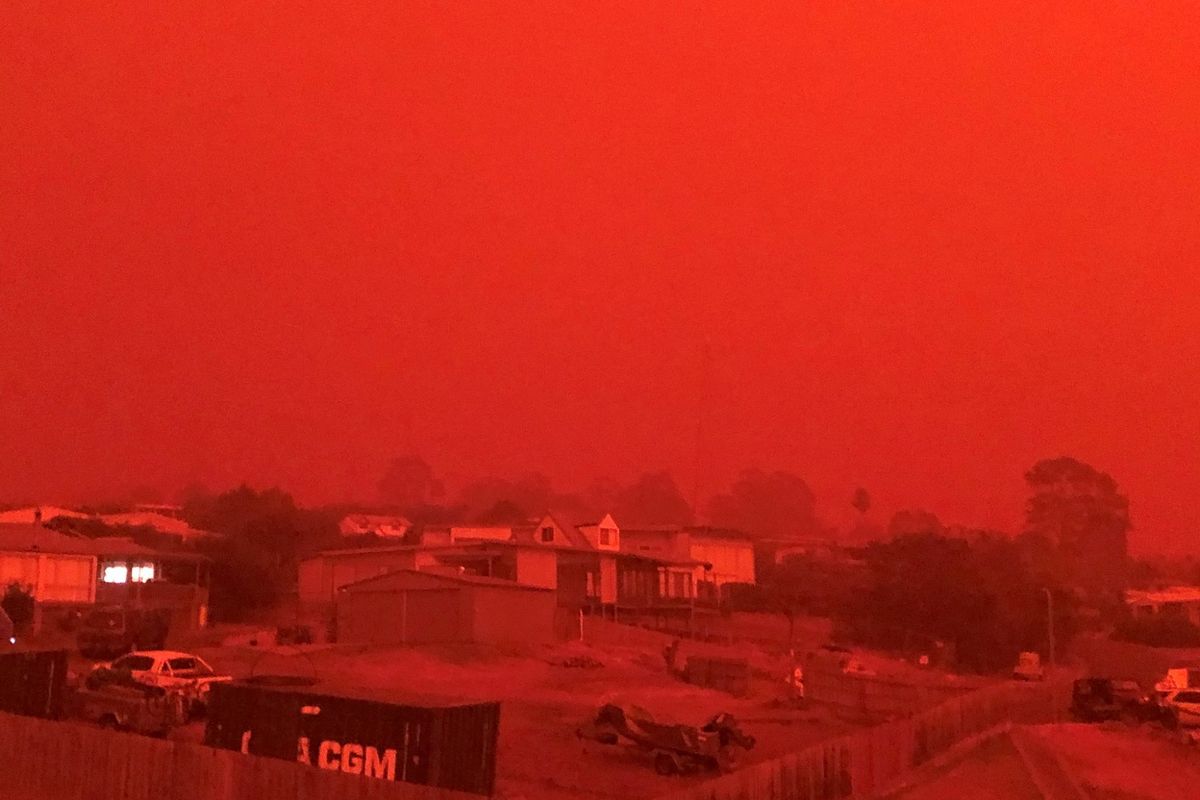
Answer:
[1113, 614, 1200, 647]
[2, 583, 35, 628]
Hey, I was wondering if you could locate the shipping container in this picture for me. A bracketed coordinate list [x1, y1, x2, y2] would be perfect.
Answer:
[205, 677, 500, 796]
[0, 648, 68, 719]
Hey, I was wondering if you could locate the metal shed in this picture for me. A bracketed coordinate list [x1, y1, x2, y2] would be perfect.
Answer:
[336, 569, 556, 645]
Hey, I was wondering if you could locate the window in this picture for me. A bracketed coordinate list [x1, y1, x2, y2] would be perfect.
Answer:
[112, 655, 154, 672]
[599, 528, 613, 546]
[130, 563, 155, 583]
[540, 527, 555, 544]
[166, 657, 211, 676]
[101, 564, 128, 584]
[1176, 691, 1200, 703]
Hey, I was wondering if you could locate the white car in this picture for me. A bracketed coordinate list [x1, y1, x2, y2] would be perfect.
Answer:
[1161, 688, 1200, 728]
[96, 650, 232, 710]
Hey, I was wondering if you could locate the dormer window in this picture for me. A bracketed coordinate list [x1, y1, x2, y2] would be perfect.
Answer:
[540, 526, 555, 543]
[599, 528, 613, 546]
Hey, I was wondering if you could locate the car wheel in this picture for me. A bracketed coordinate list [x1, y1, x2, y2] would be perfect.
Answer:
[654, 753, 677, 776]
[98, 714, 119, 730]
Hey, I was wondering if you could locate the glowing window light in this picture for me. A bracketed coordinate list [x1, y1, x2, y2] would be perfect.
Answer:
[131, 563, 155, 583]
[102, 565, 128, 584]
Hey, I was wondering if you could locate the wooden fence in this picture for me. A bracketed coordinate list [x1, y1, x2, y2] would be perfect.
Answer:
[802, 665, 980, 718]
[0, 711, 476, 800]
[657, 679, 1067, 800]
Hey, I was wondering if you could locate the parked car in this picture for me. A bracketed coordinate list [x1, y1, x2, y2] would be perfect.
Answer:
[1069, 678, 1155, 723]
[92, 650, 232, 715]
[1160, 688, 1200, 729]
[77, 606, 169, 659]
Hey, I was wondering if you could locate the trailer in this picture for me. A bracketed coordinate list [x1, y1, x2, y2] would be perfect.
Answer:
[577, 703, 755, 775]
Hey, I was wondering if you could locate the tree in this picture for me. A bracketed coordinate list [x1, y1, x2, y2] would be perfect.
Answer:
[707, 469, 820, 539]
[182, 484, 337, 620]
[475, 499, 528, 525]
[377, 455, 444, 508]
[835, 533, 1061, 672]
[612, 472, 693, 526]
[1024, 457, 1131, 596]
[888, 509, 943, 538]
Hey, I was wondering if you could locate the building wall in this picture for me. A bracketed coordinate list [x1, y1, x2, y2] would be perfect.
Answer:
[514, 548, 557, 590]
[467, 585, 556, 643]
[337, 588, 464, 645]
[598, 555, 618, 604]
[0, 553, 95, 604]
[690, 538, 756, 586]
[620, 529, 682, 559]
[299, 550, 420, 607]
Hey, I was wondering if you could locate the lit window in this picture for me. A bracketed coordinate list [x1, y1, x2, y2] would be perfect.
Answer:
[102, 565, 128, 584]
[131, 563, 155, 583]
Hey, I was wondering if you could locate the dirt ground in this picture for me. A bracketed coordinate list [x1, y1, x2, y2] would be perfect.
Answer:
[889, 734, 1042, 800]
[44, 612, 989, 800]
[139, 614, 862, 800]
[1030, 722, 1200, 800]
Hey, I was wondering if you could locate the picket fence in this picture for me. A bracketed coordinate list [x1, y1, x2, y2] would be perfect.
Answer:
[0, 711, 475, 800]
[657, 679, 1067, 800]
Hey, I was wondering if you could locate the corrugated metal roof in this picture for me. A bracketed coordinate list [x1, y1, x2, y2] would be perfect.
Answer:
[338, 568, 554, 594]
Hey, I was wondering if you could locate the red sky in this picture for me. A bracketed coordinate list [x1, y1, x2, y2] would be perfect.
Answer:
[3, 3, 1198, 553]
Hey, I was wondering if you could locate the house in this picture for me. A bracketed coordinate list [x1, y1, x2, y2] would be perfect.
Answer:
[0, 524, 210, 630]
[337, 514, 412, 539]
[1126, 587, 1200, 626]
[300, 511, 702, 618]
[0, 524, 97, 606]
[620, 525, 756, 600]
[91, 537, 211, 630]
[335, 570, 557, 645]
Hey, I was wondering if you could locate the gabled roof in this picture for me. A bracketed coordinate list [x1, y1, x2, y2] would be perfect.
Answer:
[0, 525, 207, 562]
[338, 568, 553, 593]
[0, 524, 98, 556]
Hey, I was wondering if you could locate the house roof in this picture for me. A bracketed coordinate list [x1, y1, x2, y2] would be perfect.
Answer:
[0, 524, 99, 556]
[308, 542, 469, 559]
[98, 512, 216, 540]
[0, 525, 207, 562]
[616, 551, 710, 569]
[338, 568, 554, 593]
[1126, 587, 1200, 605]
[682, 526, 754, 542]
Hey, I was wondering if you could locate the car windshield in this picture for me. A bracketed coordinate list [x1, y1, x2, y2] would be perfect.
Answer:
[112, 655, 154, 671]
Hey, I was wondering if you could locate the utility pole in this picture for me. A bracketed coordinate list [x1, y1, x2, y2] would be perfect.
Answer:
[1044, 588, 1056, 669]
[691, 339, 713, 523]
